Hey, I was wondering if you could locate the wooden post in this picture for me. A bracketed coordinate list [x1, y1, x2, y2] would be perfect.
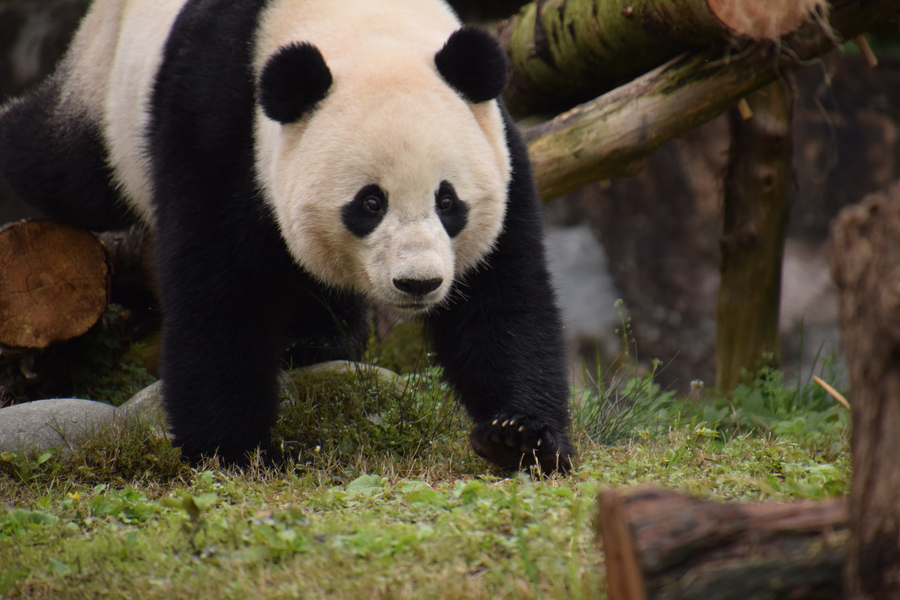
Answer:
[715, 80, 793, 393]
[831, 183, 900, 599]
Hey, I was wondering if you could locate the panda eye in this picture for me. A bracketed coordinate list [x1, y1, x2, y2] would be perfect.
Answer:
[363, 195, 384, 213]
[437, 195, 453, 212]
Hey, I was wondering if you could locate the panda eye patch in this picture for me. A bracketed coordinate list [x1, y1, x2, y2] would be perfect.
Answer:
[343, 184, 387, 238]
[435, 181, 468, 238]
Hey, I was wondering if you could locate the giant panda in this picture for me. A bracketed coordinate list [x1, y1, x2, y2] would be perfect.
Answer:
[0, 0, 575, 472]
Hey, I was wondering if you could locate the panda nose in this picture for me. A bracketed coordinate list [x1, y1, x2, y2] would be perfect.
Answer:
[393, 277, 443, 296]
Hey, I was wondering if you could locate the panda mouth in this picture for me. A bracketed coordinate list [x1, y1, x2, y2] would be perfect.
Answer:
[393, 298, 437, 313]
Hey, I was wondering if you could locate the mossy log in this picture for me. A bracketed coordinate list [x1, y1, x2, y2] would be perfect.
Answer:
[522, 0, 900, 201]
[0, 219, 110, 349]
[596, 484, 847, 600]
[499, 0, 825, 117]
[715, 81, 793, 393]
[830, 182, 900, 599]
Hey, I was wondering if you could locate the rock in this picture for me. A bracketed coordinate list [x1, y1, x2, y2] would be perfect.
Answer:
[0, 398, 119, 456]
[296, 360, 403, 389]
[0, 361, 402, 458]
[119, 380, 168, 430]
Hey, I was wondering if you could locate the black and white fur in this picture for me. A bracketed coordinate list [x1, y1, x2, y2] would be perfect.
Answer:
[0, 0, 575, 472]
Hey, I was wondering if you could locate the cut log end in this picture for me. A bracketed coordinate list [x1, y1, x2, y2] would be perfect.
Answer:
[597, 484, 847, 600]
[0, 220, 110, 349]
[707, 0, 827, 40]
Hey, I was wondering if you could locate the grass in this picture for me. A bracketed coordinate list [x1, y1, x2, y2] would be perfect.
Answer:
[0, 322, 852, 599]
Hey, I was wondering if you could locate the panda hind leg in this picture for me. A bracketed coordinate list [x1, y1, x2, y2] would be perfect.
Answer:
[0, 79, 135, 232]
[281, 277, 370, 368]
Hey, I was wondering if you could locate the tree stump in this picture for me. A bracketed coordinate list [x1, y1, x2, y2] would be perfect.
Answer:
[596, 484, 847, 600]
[0, 219, 110, 349]
[831, 182, 900, 599]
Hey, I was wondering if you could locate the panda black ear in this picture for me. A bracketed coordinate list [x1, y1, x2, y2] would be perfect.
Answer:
[258, 42, 332, 124]
[435, 26, 508, 104]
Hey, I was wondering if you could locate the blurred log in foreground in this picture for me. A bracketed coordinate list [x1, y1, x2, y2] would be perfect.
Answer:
[831, 182, 900, 599]
[597, 484, 847, 600]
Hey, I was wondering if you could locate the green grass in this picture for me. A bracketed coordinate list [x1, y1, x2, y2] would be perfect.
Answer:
[0, 352, 851, 599]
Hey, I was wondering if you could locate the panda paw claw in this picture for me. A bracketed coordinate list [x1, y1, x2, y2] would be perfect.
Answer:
[470, 413, 574, 475]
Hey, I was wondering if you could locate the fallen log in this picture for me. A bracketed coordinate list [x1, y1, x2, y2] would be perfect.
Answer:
[499, 0, 825, 117]
[596, 484, 847, 600]
[830, 182, 900, 599]
[0, 219, 110, 349]
[522, 0, 900, 201]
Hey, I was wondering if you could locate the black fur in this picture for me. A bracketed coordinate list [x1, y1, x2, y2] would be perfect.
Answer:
[147, 0, 368, 464]
[342, 184, 387, 239]
[435, 26, 508, 104]
[436, 181, 468, 238]
[427, 103, 574, 473]
[0, 1, 573, 473]
[0, 81, 136, 231]
[258, 42, 332, 124]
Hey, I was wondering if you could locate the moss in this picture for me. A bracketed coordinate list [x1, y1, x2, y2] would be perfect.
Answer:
[273, 364, 466, 468]
[366, 318, 432, 375]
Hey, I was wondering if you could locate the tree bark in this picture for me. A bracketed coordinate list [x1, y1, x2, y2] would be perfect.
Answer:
[596, 484, 848, 600]
[499, 0, 824, 117]
[522, 0, 900, 201]
[0, 220, 110, 349]
[715, 81, 793, 393]
[830, 183, 900, 599]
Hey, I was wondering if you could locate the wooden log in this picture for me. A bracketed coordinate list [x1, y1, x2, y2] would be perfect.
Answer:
[715, 80, 793, 393]
[522, 0, 900, 201]
[97, 225, 159, 308]
[830, 182, 900, 599]
[0, 219, 110, 349]
[499, 0, 825, 117]
[596, 484, 847, 600]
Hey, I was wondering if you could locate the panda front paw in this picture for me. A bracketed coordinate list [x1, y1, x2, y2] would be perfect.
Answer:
[469, 413, 574, 474]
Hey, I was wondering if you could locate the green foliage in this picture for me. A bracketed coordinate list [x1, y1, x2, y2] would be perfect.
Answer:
[365, 317, 432, 375]
[572, 360, 674, 445]
[676, 363, 849, 458]
[572, 300, 675, 445]
[0, 420, 188, 499]
[273, 366, 469, 470]
[0, 304, 158, 406]
[0, 298, 852, 598]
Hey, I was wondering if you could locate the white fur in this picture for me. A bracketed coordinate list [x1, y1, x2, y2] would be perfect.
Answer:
[56, 0, 511, 312]
[57, 0, 185, 225]
[255, 0, 510, 310]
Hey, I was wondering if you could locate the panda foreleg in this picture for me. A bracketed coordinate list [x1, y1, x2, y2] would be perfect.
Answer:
[153, 213, 293, 466]
[427, 106, 575, 475]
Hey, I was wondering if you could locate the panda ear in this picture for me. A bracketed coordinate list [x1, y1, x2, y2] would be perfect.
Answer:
[258, 42, 332, 124]
[435, 26, 508, 104]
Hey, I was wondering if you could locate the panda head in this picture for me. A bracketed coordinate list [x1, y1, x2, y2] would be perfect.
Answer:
[255, 27, 511, 313]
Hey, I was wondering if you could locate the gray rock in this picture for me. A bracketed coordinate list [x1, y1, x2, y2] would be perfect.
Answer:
[119, 380, 168, 430]
[0, 398, 120, 456]
[296, 360, 403, 388]
[0, 361, 402, 458]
